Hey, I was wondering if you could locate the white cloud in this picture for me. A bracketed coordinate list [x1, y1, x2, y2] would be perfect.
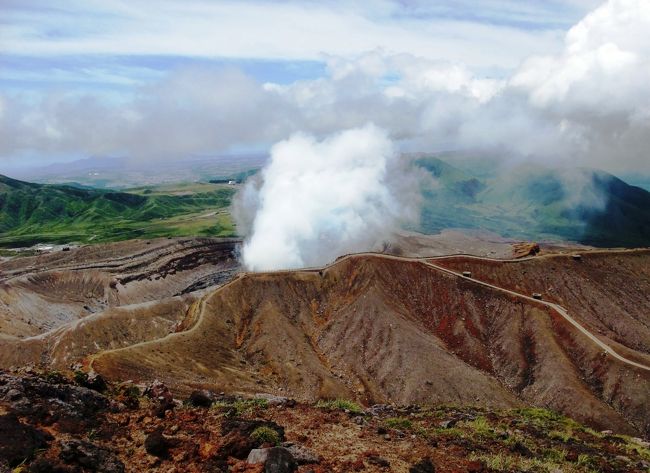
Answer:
[2, 0, 650, 176]
[1, 0, 573, 69]
[511, 0, 650, 110]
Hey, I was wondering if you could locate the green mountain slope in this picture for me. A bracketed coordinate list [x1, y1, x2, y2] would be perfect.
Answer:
[416, 157, 650, 247]
[0, 175, 235, 247]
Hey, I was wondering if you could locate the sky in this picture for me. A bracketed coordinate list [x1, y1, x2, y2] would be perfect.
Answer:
[2, 0, 649, 176]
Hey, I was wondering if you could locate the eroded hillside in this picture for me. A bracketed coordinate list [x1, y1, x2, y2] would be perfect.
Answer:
[88, 252, 650, 436]
[0, 238, 239, 338]
[1, 243, 649, 439]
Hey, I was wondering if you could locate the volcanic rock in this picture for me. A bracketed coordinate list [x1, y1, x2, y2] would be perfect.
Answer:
[0, 372, 109, 432]
[281, 442, 320, 464]
[247, 447, 297, 473]
[144, 428, 170, 458]
[59, 439, 124, 472]
[188, 389, 214, 408]
[0, 413, 49, 467]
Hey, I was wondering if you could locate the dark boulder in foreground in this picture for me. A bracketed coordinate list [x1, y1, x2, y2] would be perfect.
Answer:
[59, 439, 124, 473]
[188, 389, 215, 408]
[247, 447, 297, 473]
[0, 413, 50, 467]
[144, 428, 170, 458]
[410, 457, 436, 472]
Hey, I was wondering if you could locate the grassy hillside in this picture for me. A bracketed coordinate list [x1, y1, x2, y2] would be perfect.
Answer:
[0, 175, 236, 247]
[3, 157, 648, 249]
[416, 157, 650, 247]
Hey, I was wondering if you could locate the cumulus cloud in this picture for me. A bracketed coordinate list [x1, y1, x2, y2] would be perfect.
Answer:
[4, 0, 650, 176]
[504, 0, 650, 172]
[238, 125, 420, 270]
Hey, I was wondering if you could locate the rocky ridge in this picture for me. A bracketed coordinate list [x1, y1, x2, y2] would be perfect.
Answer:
[1, 369, 649, 472]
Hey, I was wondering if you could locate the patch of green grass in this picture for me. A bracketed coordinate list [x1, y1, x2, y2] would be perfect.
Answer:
[514, 407, 565, 424]
[576, 453, 598, 470]
[430, 426, 465, 439]
[544, 447, 568, 463]
[250, 426, 281, 446]
[315, 399, 363, 414]
[0, 248, 38, 257]
[469, 452, 584, 473]
[384, 417, 413, 430]
[581, 427, 604, 438]
[622, 438, 650, 461]
[212, 398, 269, 417]
[463, 416, 495, 438]
[470, 452, 515, 471]
[549, 429, 576, 443]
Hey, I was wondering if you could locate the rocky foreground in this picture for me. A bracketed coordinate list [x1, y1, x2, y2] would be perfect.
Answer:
[1, 369, 649, 473]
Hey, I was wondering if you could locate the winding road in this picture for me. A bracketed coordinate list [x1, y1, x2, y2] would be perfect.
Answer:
[422, 258, 650, 372]
[270, 250, 650, 372]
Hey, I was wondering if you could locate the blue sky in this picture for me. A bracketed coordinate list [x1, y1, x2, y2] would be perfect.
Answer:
[1, 0, 599, 94]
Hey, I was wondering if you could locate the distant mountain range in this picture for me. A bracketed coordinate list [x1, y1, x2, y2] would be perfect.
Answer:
[4, 154, 268, 189]
[1, 154, 649, 248]
[414, 156, 650, 247]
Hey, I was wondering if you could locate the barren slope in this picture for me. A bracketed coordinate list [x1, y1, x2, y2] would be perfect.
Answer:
[90, 254, 650, 436]
[1, 244, 648, 437]
[0, 238, 239, 337]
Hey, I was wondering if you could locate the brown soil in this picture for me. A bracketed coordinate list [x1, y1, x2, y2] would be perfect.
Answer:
[1, 240, 649, 439]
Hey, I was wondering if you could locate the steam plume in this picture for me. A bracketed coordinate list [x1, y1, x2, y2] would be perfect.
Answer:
[237, 125, 419, 271]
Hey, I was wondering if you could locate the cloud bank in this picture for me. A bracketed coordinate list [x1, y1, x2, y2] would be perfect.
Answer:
[238, 125, 419, 271]
[2, 0, 649, 176]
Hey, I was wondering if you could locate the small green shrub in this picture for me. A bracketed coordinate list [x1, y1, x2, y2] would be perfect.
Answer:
[465, 416, 494, 437]
[384, 417, 413, 430]
[212, 398, 269, 417]
[250, 426, 280, 446]
[45, 370, 67, 384]
[577, 453, 598, 469]
[73, 370, 88, 385]
[582, 427, 604, 438]
[315, 399, 363, 414]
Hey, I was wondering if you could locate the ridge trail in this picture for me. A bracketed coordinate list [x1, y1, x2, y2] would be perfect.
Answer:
[249, 249, 650, 372]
